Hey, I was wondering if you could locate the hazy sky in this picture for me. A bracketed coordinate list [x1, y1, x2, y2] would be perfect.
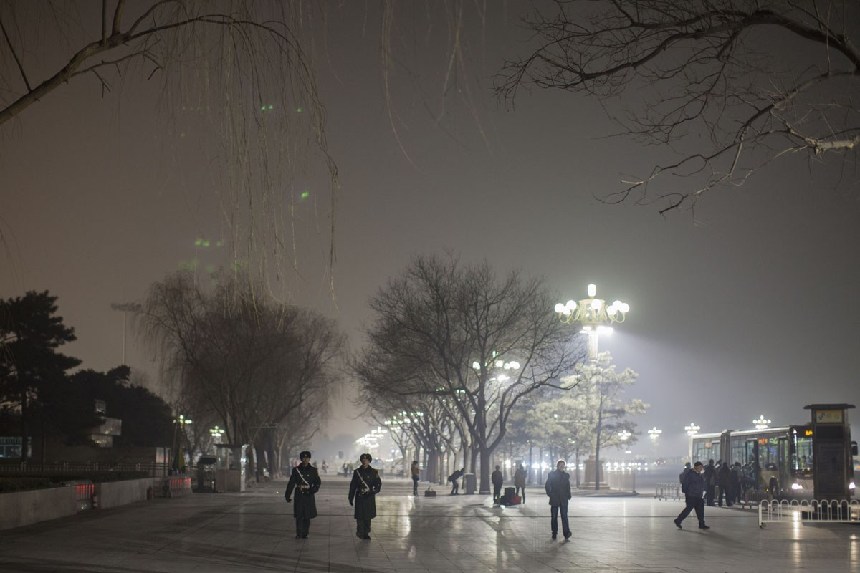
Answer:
[2, 2, 859, 460]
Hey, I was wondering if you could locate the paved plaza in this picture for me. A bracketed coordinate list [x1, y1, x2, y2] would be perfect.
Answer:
[0, 476, 858, 572]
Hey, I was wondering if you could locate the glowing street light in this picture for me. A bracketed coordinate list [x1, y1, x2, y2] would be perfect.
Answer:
[618, 429, 632, 441]
[555, 283, 630, 359]
[647, 427, 662, 440]
[752, 414, 771, 430]
[209, 425, 224, 442]
[684, 423, 700, 436]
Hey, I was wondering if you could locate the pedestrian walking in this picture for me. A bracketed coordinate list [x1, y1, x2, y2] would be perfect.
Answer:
[348, 453, 382, 540]
[448, 467, 464, 495]
[410, 461, 420, 495]
[284, 450, 321, 539]
[491, 465, 503, 504]
[674, 461, 710, 530]
[544, 460, 572, 541]
[514, 463, 527, 503]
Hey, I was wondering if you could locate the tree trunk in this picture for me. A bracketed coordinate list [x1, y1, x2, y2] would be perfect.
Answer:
[478, 447, 492, 494]
[594, 414, 603, 491]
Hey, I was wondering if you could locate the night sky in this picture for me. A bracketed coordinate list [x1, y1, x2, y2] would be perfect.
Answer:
[2, 2, 859, 460]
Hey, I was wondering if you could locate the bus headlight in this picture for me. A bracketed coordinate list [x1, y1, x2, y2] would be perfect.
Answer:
[790, 482, 803, 490]
[850, 481, 856, 490]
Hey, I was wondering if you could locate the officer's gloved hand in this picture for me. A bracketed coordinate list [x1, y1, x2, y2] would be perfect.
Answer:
[349, 499, 354, 506]
[286, 498, 292, 503]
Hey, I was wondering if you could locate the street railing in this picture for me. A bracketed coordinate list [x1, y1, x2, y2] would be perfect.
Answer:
[0, 461, 168, 477]
[758, 499, 860, 527]
[654, 482, 681, 500]
[604, 469, 637, 493]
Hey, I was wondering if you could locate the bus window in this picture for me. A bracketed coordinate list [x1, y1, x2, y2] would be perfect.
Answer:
[731, 436, 747, 465]
[758, 437, 780, 470]
[692, 440, 718, 463]
[791, 433, 813, 476]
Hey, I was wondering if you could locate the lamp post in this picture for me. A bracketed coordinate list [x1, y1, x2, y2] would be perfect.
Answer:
[647, 426, 661, 464]
[109, 302, 142, 365]
[209, 426, 224, 454]
[684, 423, 699, 464]
[555, 284, 629, 359]
[172, 414, 192, 473]
[752, 415, 771, 430]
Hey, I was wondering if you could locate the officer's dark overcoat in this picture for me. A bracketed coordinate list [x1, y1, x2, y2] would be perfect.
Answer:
[348, 466, 382, 520]
[285, 464, 321, 519]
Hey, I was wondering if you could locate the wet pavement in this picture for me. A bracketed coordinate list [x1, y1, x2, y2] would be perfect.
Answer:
[0, 476, 857, 572]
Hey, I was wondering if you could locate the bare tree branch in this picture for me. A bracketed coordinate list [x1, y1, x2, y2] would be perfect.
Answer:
[497, 0, 860, 213]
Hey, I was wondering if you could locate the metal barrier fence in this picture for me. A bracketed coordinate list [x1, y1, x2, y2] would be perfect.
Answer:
[155, 476, 192, 498]
[70, 481, 95, 511]
[604, 470, 637, 493]
[758, 499, 860, 527]
[655, 482, 681, 500]
[0, 461, 168, 477]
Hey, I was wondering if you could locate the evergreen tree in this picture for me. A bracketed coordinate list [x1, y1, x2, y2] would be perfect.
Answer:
[0, 291, 80, 460]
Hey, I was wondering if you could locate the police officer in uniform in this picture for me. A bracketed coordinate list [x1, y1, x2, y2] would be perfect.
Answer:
[285, 450, 321, 539]
[348, 452, 382, 540]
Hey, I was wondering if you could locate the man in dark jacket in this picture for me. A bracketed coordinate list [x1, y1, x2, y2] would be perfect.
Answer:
[703, 459, 717, 506]
[514, 463, 527, 502]
[544, 460, 572, 541]
[348, 453, 382, 540]
[285, 450, 321, 539]
[449, 467, 464, 495]
[491, 465, 504, 504]
[717, 462, 734, 506]
[674, 461, 710, 530]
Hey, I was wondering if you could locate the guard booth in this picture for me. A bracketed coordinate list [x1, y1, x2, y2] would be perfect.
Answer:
[195, 456, 217, 493]
[804, 403, 857, 500]
[214, 444, 246, 492]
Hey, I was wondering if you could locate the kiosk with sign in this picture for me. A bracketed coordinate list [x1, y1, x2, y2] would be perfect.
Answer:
[803, 403, 857, 501]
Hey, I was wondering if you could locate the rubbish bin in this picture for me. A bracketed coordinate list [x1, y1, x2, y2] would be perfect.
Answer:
[464, 473, 477, 495]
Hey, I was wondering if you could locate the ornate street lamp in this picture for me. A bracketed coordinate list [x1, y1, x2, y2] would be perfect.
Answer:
[172, 414, 192, 473]
[555, 283, 630, 359]
[647, 427, 662, 441]
[618, 429, 632, 441]
[752, 414, 771, 430]
[209, 425, 224, 450]
[684, 423, 700, 437]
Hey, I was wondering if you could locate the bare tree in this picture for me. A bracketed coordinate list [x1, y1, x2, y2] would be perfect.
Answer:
[137, 271, 344, 479]
[355, 253, 580, 494]
[498, 0, 860, 213]
[0, 1, 336, 285]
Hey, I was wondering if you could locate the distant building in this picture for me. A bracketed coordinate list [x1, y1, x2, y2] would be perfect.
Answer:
[90, 399, 122, 447]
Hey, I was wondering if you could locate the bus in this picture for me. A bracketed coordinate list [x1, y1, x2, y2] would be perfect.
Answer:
[690, 425, 855, 499]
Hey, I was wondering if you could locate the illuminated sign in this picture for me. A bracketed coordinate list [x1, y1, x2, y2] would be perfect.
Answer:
[814, 410, 844, 424]
[804, 429, 813, 437]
